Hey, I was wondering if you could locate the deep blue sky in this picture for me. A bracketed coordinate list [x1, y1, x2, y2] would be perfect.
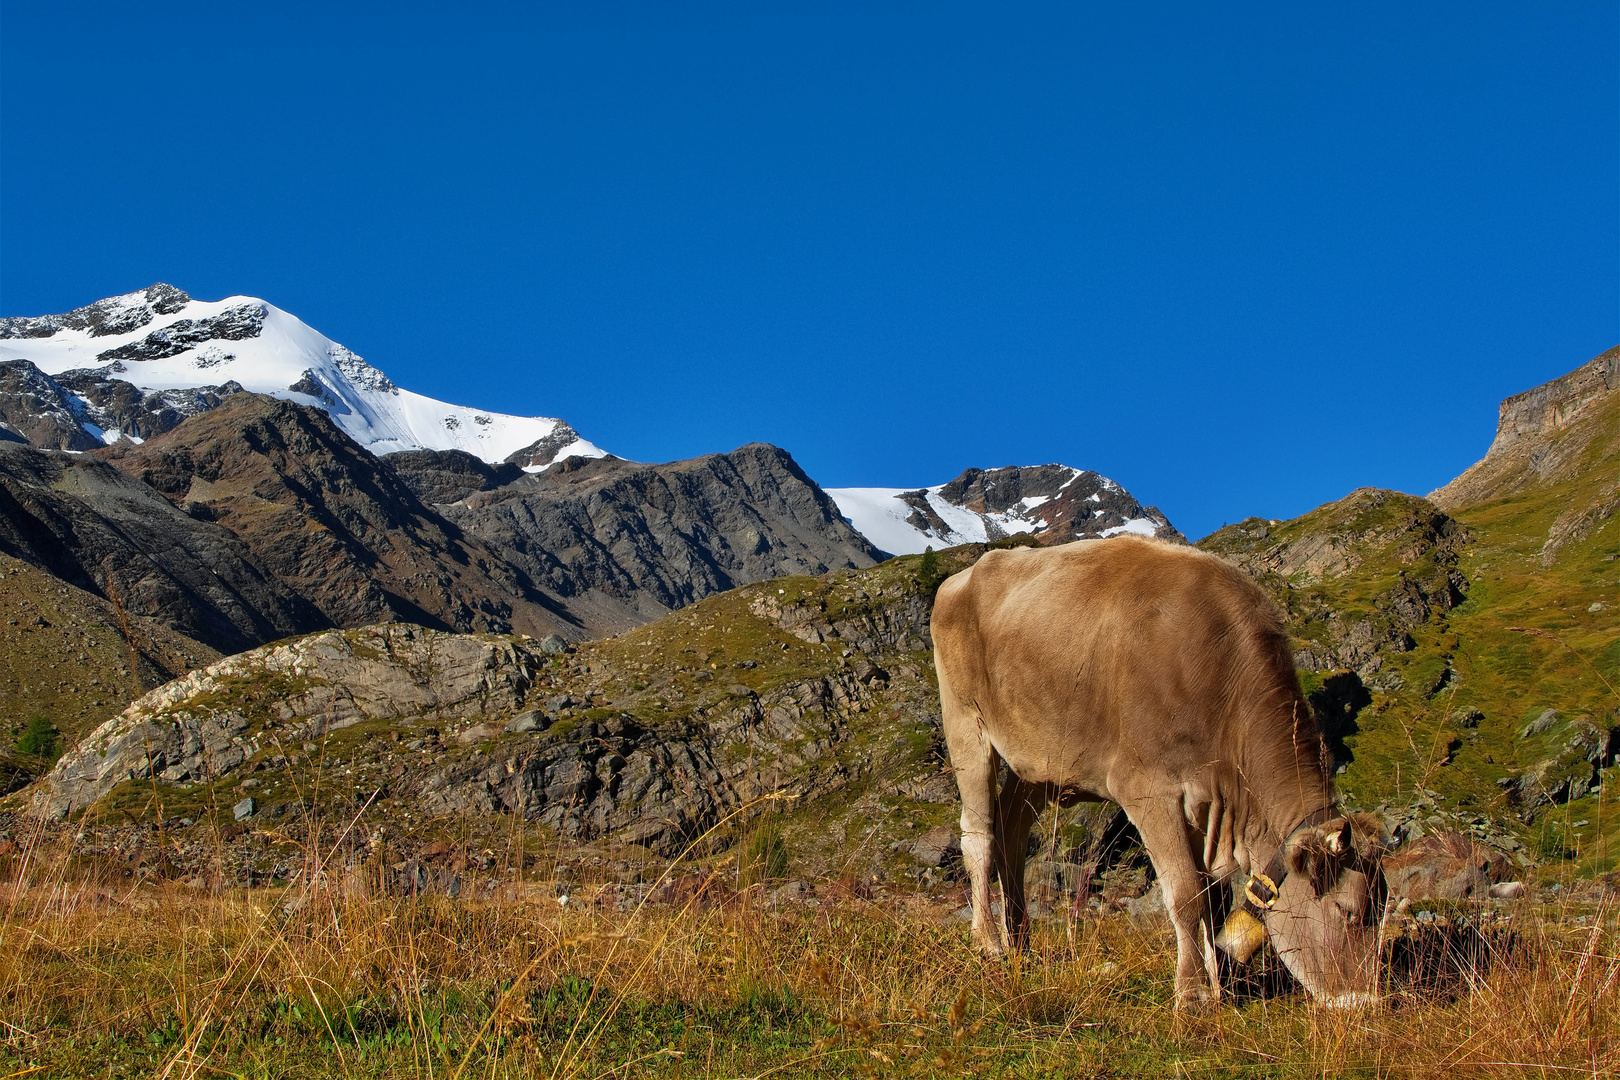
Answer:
[3, 3, 1615, 540]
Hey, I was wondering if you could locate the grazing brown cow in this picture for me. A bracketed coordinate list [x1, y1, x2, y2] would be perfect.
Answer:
[933, 536, 1388, 1008]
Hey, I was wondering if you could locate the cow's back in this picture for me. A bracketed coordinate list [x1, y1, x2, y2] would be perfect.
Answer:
[932, 536, 1298, 794]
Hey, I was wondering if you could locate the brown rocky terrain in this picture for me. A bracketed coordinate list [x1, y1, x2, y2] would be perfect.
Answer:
[0, 440, 329, 652]
[19, 551, 959, 891]
[6, 339, 1617, 904]
[100, 393, 584, 642]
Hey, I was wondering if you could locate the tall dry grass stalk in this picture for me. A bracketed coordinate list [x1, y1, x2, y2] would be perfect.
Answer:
[0, 820, 1615, 1079]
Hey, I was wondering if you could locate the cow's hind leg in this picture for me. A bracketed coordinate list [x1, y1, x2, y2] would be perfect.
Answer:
[994, 775, 1048, 952]
[1125, 798, 1221, 1009]
[942, 696, 1003, 956]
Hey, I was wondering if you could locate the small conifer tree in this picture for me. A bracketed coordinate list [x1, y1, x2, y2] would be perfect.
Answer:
[917, 545, 945, 595]
[16, 715, 58, 761]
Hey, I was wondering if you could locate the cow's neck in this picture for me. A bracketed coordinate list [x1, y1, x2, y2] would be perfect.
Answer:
[1233, 692, 1336, 867]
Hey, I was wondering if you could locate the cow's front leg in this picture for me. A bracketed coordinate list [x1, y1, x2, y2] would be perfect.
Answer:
[1126, 799, 1220, 1009]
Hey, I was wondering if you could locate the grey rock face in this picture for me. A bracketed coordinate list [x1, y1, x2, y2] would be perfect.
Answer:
[1520, 709, 1559, 739]
[0, 360, 103, 451]
[911, 825, 960, 867]
[440, 444, 884, 621]
[100, 394, 583, 640]
[1502, 715, 1618, 813]
[56, 369, 244, 442]
[412, 665, 877, 854]
[504, 710, 549, 734]
[1430, 344, 1619, 512]
[385, 448, 524, 505]
[0, 358, 245, 451]
[34, 624, 545, 819]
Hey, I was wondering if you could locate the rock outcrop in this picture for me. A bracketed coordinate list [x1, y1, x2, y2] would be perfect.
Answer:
[0, 283, 191, 340]
[1200, 489, 1470, 684]
[0, 360, 104, 451]
[0, 358, 246, 452]
[33, 624, 545, 819]
[30, 552, 950, 859]
[384, 448, 524, 505]
[56, 368, 245, 443]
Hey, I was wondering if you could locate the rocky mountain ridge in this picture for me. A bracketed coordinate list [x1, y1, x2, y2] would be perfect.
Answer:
[426, 444, 885, 627]
[11, 343, 1620, 899]
[1430, 344, 1619, 511]
[1, 286, 1187, 584]
[0, 391, 888, 702]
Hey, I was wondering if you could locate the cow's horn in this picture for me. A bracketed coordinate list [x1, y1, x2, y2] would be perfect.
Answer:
[1215, 908, 1266, 964]
[1325, 818, 1352, 855]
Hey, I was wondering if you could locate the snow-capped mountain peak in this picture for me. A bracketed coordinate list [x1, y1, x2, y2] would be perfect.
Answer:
[827, 464, 1181, 556]
[0, 284, 607, 467]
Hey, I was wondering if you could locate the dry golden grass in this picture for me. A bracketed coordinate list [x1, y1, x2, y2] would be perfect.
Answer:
[1, 815, 1615, 1080]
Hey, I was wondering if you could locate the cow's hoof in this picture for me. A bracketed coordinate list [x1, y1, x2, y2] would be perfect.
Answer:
[1173, 986, 1217, 1012]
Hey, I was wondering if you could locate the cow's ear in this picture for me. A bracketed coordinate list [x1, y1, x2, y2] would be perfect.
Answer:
[1284, 830, 1320, 879]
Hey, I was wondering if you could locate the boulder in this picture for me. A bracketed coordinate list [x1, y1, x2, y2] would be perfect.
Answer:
[505, 710, 550, 734]
[1381, 832, 1510, 902]
[1125, 881, 1169, 929]
[911, 825, 960, 867]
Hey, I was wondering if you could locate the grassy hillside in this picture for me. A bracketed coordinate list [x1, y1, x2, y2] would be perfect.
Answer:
[0, 555, 219, 792]
[1200, 352, 1619, 881]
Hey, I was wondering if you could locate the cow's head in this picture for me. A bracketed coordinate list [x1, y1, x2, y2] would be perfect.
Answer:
[1219, 813, 1389, 1007]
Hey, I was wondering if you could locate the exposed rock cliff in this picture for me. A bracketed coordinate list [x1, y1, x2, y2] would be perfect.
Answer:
[0, 360, 104, 451]
[430, 444, 886, 629]
[1431, 345, 1618, 511]
[33, 624, 545, 819]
